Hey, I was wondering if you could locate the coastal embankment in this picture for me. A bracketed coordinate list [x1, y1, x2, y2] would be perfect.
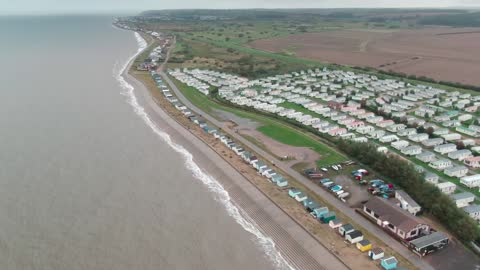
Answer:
[121, 32, 351, 270]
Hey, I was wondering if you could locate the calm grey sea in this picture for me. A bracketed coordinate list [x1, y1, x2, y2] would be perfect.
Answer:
[0, 16, 276, 270]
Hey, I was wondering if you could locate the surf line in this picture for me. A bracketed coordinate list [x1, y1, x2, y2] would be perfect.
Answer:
[115, 31, 295, 270]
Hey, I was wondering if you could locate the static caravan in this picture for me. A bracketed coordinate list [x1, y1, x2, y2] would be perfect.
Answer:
[444, 166, 468, 178]
[460, 174, 480, 188]
[436, 182, 457, 194]
[416, 151, 435, 163]
[441, 133, 462, 142]
[422, 138, 444, 147]
[463, 204, 480, 221]
[429, 159, 452, 170]
[398, 128, 417, 137]
[464, 156, 480, 168]
[447, 149, 472, 161]
[401, 145, 422, 156]
[451, 192, 475, 208]
[380, 134, 399, 143]
[434, 144, 457, 155]
[391, 140, 409, 150]
[425, 173, 439, 184]
[408, 133, 429, 142]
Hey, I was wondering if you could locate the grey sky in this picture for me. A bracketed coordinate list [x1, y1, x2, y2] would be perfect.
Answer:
[1, 0, 479, 15]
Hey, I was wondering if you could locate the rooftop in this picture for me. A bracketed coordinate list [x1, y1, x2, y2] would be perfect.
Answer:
[463, 204, 480, 214]
[364, 197, 426, 232]
[452, 192, 475, 200]
[409, 232, 448, 249]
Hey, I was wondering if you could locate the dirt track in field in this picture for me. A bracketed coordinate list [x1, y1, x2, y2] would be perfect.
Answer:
[249, 27, 480, 86]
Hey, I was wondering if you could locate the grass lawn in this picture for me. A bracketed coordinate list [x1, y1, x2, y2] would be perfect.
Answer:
[171, 77, 346, 167]
[257, 124, 346, 166]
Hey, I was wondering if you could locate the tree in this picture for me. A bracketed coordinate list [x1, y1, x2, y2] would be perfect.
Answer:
[426, 127, 434, 135]
[337, 140, 480, 242]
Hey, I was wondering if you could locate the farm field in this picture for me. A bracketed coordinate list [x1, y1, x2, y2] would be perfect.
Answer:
[249, 27, 480, 86]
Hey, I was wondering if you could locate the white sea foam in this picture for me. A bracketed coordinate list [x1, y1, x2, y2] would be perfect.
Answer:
[114, 31, 295, 270]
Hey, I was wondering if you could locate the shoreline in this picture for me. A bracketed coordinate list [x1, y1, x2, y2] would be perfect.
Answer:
[121, 33, 352, 270]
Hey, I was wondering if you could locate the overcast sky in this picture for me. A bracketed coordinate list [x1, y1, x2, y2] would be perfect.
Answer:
[1, 0, 479, 15]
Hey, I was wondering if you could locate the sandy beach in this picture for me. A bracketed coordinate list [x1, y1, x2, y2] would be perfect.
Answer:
[123, 40, 353, 270]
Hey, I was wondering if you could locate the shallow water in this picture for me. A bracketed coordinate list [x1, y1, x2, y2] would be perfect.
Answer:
[0, 15, 280, 270]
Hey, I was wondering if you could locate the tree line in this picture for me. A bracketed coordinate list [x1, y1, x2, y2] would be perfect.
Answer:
[212, 91, 480, 242]
[337, 140, 480, 242]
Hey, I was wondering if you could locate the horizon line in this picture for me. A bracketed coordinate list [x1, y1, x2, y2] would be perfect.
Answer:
[1, 6, 480, 16]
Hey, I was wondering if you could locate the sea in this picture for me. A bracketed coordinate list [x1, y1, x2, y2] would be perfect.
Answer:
[0, 15, 289, 270]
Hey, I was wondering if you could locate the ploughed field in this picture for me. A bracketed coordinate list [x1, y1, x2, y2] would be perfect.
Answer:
[249, 27, 480, 86]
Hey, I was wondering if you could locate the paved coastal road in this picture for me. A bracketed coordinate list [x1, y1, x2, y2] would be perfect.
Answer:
[128, 71, 350, 269]
[159, 70, 437, 270]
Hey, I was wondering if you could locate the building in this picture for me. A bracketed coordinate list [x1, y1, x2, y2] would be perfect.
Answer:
[434, 144, 457, 155]
[463, 204, 480, 222]
[357, 125, 375, 134]
[381, 257, 398, 270]
[368, 247, 384, 260]
[356, 239, 372, 252]
[401, 145, 423, 156]
[464, 156, 480, 168]
[416, 151, 436, 163]
[380, 134, 399, 143]
[444, 165, 468, 178]
[391, 140, 409, 150]
[288, 188, 301, 198]
[398, 128, 417, 137]
[456, 126, 477, 137]
[363, 197, 430, 240]
[442, 133, 462, 142]
[434, 128, 449, 136]
[447, 149, 472, 161]
[429, 159, 452, 170]
[338, 223, 355, 236]
[387, 124, 406, 132]
[451, 192, 475, 208]
[408, 232, 449, 256]
[328, 128, 347, 136]
[395, 190, 421, 216]
[425, 173, 439, 184]
[460, 174, 480, 188]
[436, 182, 457, 194]
[329, 219, 343, 229]
[409, 133, 429, 142]
[422, 138, 444, 147]
[345, 230, 364, 244]
[370, 130, 386, 139]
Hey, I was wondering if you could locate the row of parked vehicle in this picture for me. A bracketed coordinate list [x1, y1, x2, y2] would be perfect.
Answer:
[351, 169, 395, 199]
[319, 178, 350, 200]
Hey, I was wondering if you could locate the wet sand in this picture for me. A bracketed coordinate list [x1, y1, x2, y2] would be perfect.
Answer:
[124, 60, 351, 269]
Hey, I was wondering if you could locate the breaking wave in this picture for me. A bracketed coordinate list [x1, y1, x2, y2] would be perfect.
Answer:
[114, 31, 294, 270]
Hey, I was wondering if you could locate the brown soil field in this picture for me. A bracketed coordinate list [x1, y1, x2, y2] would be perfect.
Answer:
[249, 27, 480, 86]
